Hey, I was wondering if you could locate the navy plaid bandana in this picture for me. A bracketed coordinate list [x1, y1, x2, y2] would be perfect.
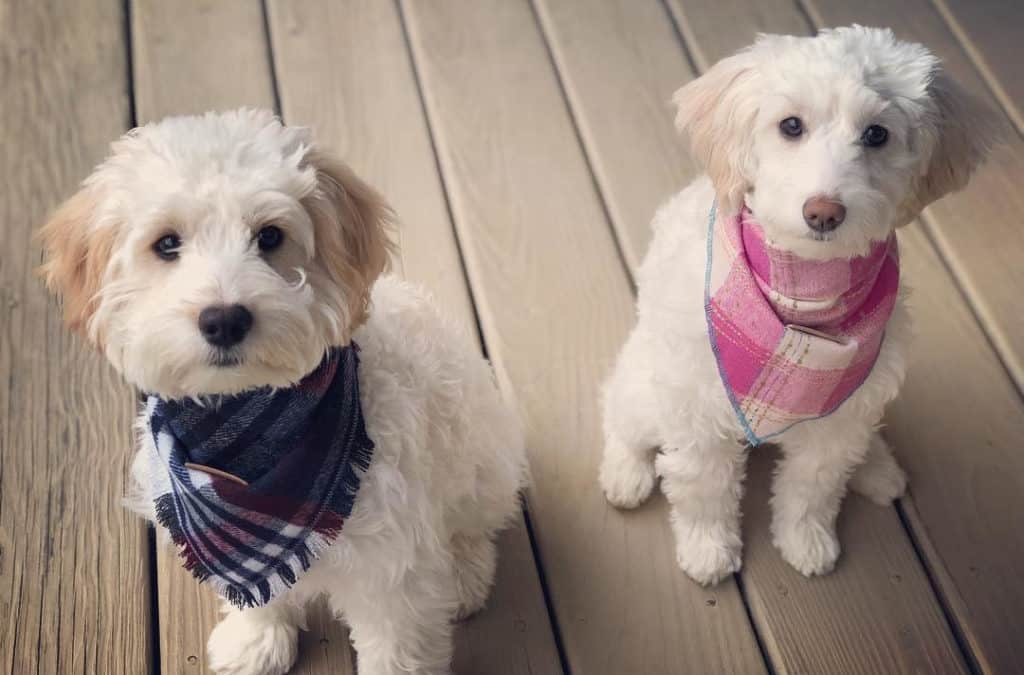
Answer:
[145, 344, 374, 608]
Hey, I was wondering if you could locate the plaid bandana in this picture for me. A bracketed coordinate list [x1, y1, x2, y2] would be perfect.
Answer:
[145, 345, 374, 607]
[705, 203, 899, 445]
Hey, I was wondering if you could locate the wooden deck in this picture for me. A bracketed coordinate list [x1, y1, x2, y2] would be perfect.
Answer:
[2, 1, 1022, 673]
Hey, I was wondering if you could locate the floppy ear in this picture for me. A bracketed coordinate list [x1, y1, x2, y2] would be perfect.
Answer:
[896, 72, 999, 225]
[673, 49, 761, 214]
[37, 187, 116, 343]
[303, 149, 394, 333]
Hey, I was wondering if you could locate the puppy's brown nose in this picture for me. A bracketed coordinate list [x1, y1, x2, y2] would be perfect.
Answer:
[198, 304, 253, 348]
[803, 196, 846, 233]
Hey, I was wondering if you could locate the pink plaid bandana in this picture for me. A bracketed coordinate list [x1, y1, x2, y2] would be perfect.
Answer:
[704, 203, 899, 445]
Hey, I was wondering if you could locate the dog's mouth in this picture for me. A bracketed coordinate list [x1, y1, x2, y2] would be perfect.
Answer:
[808, 230, 837, 242]
[209, 349, 244, 368]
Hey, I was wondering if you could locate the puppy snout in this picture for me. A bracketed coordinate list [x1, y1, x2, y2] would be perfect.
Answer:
[802, 196, 846, 233]
[198, 304, 253, 348]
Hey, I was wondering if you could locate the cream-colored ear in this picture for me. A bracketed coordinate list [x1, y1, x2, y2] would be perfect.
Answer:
[37, 187, 115, 342]
[302, 149, 394, 332]
[896, 72, 1000, 225]
[673, 49, 760, 214]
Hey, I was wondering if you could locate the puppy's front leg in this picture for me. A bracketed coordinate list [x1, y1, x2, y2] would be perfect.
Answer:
[207, 601, 303, 675]
[657, 437, 747, 586]
[771, 420, 875, 576]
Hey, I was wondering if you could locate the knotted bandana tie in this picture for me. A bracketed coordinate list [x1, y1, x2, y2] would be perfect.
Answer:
[145, 344, 374, 607]
[704, 203, 899, 445]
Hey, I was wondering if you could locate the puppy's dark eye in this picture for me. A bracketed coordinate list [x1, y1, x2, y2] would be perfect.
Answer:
[153, 233, 182, 261]
[256, 225, 284, 252]
[780, 116, 804, 138]
[862, 125, 889, 148]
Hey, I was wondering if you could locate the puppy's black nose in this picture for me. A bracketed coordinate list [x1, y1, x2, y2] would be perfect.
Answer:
[198, 304, 253, 348]
[803, 196, 847, 233]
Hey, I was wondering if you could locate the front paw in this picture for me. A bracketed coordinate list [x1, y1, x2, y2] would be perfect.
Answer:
[773, 518, 840, 577]
[208, 608, 299, 675]
[672, 519, 742, 586]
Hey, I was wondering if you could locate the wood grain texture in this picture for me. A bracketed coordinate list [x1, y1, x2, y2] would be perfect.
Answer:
[0, 1, 152, 674]
[131, 0, 276, 119]
[540, 1, 968, 672]
[801, 0, 1024, 396]
[665, 0, 811, 70]
[401, 1, 766, 673]
[742, 452, 966, 674]
[265, 1, 562, 672]
[131, 1, 352, 672]
[931, 0, 1024, 135]
[885, 226, 1024, 675]
[533, 0, 698, 270]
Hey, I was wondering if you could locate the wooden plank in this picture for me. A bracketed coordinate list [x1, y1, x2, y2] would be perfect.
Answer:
[534, 0, 698, 270]
[264, 0, 475, 325]
[887, 226, 1024, 675]
[665, 0, 810, 71]
[931, 0, 1024, 134]
[130, 1, 352, 672]
[401, 1, 767, 673]
[131, 0, 276, 119]
[671, 2, 1024, 672]
[0, 1, 152, 674]
[741, 452, 965, 673]
[786, 7, 1024, 671]
[539, 1, 969, 672]
[800, 0, 1024, 398]
[264, 2, 562, 672]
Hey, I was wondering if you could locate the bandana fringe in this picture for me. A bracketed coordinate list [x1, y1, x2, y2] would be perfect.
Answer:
[146, 345, 375, 608]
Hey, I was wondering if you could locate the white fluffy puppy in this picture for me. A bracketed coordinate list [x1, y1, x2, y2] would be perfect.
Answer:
[40, 109, 528, 675]
[600, 27, 993, 584]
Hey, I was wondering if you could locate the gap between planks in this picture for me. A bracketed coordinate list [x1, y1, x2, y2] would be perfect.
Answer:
[928, 0, 1024, 138]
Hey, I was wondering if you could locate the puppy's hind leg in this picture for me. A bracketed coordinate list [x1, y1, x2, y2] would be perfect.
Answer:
[849, 432, 907, 506]
[599, 340, 660, 509]
[343, 563, 457, 675]
[450, 532, 497, 620]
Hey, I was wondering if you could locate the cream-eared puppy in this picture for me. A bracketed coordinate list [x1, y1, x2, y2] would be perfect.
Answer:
[40, 109, 528, 675]
[600, 27, 993, 584]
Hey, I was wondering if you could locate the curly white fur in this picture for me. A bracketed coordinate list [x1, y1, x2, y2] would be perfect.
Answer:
[40, 109, 528, 674]
[600, 26, 993, 584]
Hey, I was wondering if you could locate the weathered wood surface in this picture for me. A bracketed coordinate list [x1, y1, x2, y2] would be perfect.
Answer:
[401, 1, 768, 673]
[932, 0, 1024, 134]
[0, 1, 151, 674]
[131, 0, 277, 121]
[534, 0, 698, 272]
[885, 224, 1024, 675]
[5, 0, 1023, 672]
